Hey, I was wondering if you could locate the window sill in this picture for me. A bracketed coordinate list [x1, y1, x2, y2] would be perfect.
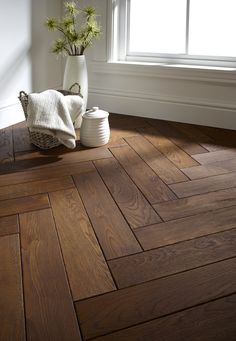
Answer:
[90, 60, 236, 84]
[112, 60, 236, 71]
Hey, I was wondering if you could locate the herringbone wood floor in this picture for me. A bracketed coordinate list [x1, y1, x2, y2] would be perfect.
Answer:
[0, 114, 236, 341]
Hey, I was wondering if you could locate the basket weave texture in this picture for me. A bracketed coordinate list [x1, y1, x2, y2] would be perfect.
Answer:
[18, 83, 82, 149]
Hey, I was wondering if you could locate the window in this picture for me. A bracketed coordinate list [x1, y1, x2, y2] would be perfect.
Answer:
[111, 0, 236, 67]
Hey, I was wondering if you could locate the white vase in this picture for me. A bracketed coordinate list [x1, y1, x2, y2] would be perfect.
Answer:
[63, 55, 88, 128]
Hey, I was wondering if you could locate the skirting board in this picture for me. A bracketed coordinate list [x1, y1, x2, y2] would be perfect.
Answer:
[88, 91, 236, 130]
[0, 84, 62, 129]
[0, 103, 25, 129]
[2, 91, 235, 131]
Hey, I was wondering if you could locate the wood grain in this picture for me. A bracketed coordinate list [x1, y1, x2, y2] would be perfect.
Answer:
[171, 121, 222, 152]
[110, 126, 140, 139]
[181, 158, 236, 180]
[109, 115, 148, 129]
[0, 234, 26, 341]
[20, 208, 82, 341]
[200, 125, 236, 150]
[0, 194, 50, 217]
[138, 126, 198, 168]
[109, 229, 236, 288]
[0, 126, 14, 165]
[110, 146, 176, 204]
[150, 119, 208, 155]
[125, 135, 188, 184]
[0, 215, 19, 237]
[50, 188, 116, 300]
[0, 176, 74, 201]
[13, 147, 112, 171]
[73, 168, 142, 259]
[76, 258, 236, 339]
[0, 161, 94, 187]
[94, 158, 161, 228]
[2, 116, 236, 340]
[154, 187, 236, 221]
[193, 149, 236, 164]
[13, 121, 36, 153]
[135, 206, 236, 250]
[170, 171, 236, 198]
[94, 294, 236, 341]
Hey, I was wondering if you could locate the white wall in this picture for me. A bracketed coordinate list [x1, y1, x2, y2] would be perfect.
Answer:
[0, 0, 63, 129]
[1, 0, 236, 130]
[85, 0, 236, 130]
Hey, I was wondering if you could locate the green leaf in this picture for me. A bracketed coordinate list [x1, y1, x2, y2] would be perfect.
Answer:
[64, 2, 78, 15]
[83, 6, 96, 18]
[45, 17, 58, 31]
[51, 38, 67, 55]
[45, 1, 102, 56]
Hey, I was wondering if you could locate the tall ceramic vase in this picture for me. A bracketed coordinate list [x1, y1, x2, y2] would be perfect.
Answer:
[63, 55, 88, 128]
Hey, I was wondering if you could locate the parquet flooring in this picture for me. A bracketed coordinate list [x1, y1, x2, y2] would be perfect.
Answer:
[0, 114, 236, 340]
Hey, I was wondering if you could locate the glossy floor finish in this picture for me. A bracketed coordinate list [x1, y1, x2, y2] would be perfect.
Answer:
[0, 114, 236, 341]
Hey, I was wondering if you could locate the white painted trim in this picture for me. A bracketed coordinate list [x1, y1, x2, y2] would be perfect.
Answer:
[0, 102, 25, 129]
[0, 99, 20, 109]
[106, 0, 114, 61]
[89, 87, 236, 111]
[115, 0, 236, 68]
[90, 61, 236, 84]
[87, 89, 236, 130]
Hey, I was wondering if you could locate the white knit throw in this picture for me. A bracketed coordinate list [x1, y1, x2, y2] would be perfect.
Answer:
[27, 90, 83, 149]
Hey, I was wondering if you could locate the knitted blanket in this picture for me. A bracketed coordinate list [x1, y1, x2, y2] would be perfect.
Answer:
[27, 89, 83, 149]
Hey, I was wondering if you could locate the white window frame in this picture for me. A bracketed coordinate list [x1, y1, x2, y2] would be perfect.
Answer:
[110, 0, 236, 68]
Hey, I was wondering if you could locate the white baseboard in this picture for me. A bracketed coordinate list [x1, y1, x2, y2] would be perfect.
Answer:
[0, 102, 25, 129]
[88, 90, 236, 130]
[0, 84, 63, 130]
[2, 89, 235, 130]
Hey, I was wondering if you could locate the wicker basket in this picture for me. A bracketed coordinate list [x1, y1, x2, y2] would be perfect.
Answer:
[18, 83, 83, 149]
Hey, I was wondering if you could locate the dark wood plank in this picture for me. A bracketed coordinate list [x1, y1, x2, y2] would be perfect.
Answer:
[0, 194, 50, 217]
[0, 215, 19, 237]
[181, 158, 236, 179]
[110, 115, 148, 129]
[93, 295, 236, 341]
[12, 147, 113, 172]
[94, 158, 161, 228]
[0, 234, 26, 341]
[20, 208, 82, 341]
[135, 206, 236, 250]
[0, 176, 74, 201]
[0, 126, 14, 165]
[110, 146, 176, 204]
[171, 121, 223, 152]
[125, 135, 188, 184]
[13, 121, 36, 152]
[73, 168, 142, 259]
[170, 171, 236, 198]
[50, 188, 116, 300]
[103, 133, 128, 148]
[193, 149, 236, 164]
[109, 229, 236, 288]
[0, 161, 94, 187]
[200, 125, 236, 150]
[110, 126, 140, 138]
[138, 126, 199, 168]
[154, 188, 236, 221]
[150, 119, 208, 155]
[76, 258, 236, 340]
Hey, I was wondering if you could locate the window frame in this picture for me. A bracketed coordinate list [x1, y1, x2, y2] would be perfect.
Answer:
[111, 0, 236, 68]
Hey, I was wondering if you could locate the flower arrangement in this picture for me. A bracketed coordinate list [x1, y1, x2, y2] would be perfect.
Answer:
[45, 1, 101, 56]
